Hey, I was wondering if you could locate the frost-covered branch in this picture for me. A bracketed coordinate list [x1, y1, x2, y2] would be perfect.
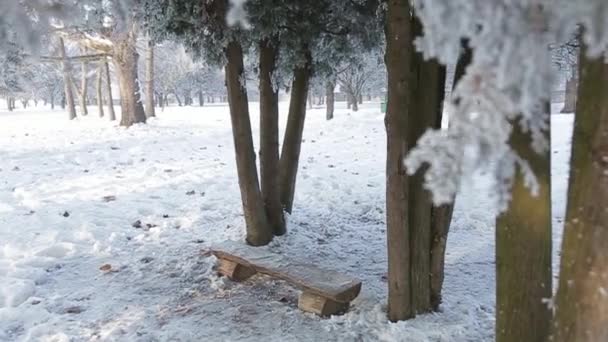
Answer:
[405, 0, 608, 210]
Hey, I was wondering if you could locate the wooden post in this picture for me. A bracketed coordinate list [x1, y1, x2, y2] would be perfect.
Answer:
[217, 259, 256, 281]
[298, 292, 349, 316]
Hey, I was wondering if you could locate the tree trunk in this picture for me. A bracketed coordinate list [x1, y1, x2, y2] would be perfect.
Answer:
[225, 40, 273, 246]
[96, 62, 105, 118]
[351, 91, 359, 112]
[496, 115, 552, 342]
[552, 46, 608, 342]
[307, 93, 313, 109]
[385, 0, 413, 322]
[50, 92, 55, 110]
[113, 30, 146, 127]
[326, 80, 335, 120]
[79, 49, 88, 116]
[58, 38, 77, 120]
[7, 98, 13, 111]
[429, 42, 473, 310]
[278, 49, 312, 214]
[560, 75, 577, 113]
[199, 90, 204, 106]
[103, 60, 116, 121]
[61, 94, 66, 109]
[358, 93, 363, 104]
[258, 38, 286, 236]
[174, 92, 183, 106]
[145, 35, 156, 118]
[408, 15, 448, 314]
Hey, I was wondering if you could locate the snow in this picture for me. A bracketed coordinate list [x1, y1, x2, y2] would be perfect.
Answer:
[0, 102, 572, 341]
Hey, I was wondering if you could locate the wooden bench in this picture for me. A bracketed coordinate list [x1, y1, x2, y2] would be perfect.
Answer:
[210, 241, 362, 316]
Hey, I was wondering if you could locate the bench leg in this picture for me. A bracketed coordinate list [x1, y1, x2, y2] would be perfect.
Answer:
[217, 259, 256, 281]
[298, 292, 350, 316]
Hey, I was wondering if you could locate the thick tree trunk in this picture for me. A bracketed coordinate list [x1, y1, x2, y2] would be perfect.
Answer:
[351, 91, 359, 112]
[385, 0, 413, 322]
[278, 49, 312, 214]
[326, 80, 335, 120]
[560, 75, 577, 113]
[96, 62, 104, 118]
[6, 98, 13, 111]
[225, 40, 273, 246]
[113, 31, 146, 127]
[59, 38, 77, 120]
[429, 42, 473, 310]
[103, 60, 116, 121]
[408, 15, 447, 314]
[258, 38, 286, 236]
[79, 49, 88, 116]
[552, 47, 608, 342]
[496, 116, 552, 342]
[145, 35, 156, 118]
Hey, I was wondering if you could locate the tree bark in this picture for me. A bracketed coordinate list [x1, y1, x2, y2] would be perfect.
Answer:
[79, 48, 89, 116]
[96, 62, 104, 118]
[103, 59, 116, 121]
[429, 42, 473, 310]
[408, 15, 448, 314]
[326, 80, 335, 120]
[385, 0, 413, 322]
[225, 40, 273, 246]
[552, 46, 608, 342]
[278, 49, 312, 214]
[50, 92, 55, 110]
[145, 35, 156, 118]
[258, 38, 286, 236]
[496, 116, 552, 342]
[58, 37, 77, 120]
[199, 90, 204, 106]
[113, 28, 146, 127]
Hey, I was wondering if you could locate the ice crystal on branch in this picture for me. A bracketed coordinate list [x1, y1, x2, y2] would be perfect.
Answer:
[405, 0, 607, 210]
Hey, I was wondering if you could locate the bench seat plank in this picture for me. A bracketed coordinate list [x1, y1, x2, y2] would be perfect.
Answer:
[210, 241, 361, 303]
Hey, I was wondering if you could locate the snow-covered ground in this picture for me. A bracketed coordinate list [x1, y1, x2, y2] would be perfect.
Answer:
[0, 102, 572, 341]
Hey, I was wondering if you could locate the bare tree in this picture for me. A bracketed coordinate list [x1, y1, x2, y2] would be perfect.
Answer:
[103, 59, 116, 121]
[58, 37, 76, 120]
[96, 61, 104, 117]
[145, 34, 155, 117]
